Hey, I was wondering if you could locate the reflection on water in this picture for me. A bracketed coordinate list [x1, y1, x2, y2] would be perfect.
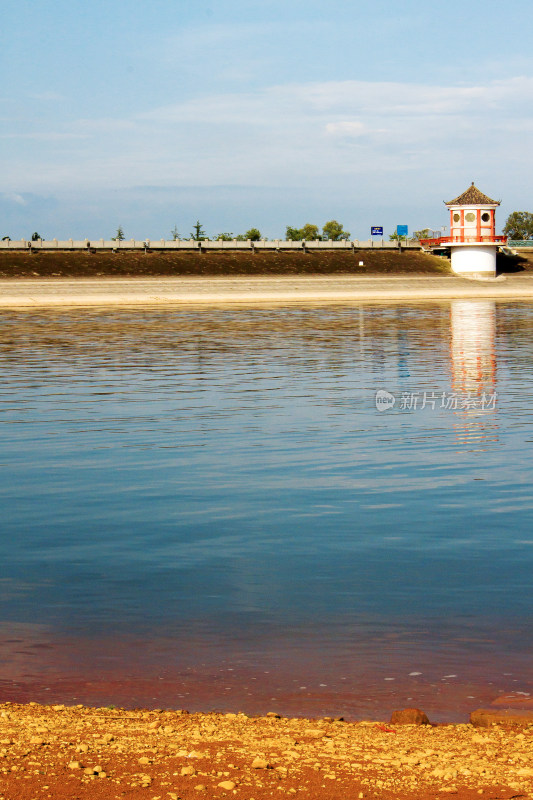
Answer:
[0, 303, 532, 721]
[450, 300, 498, 448]
[451, 301, 496, 394]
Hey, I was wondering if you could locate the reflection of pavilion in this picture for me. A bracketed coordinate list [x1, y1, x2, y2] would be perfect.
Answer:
[451, 301, 496, 393]
[450, 300, 498, 446]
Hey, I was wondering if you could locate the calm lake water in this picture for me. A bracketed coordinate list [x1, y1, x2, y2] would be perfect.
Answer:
[0, 301, 532, 721]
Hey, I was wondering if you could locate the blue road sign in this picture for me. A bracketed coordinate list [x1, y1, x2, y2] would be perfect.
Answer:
[396, 225, 408, 237]
[371, 226, 383, 236]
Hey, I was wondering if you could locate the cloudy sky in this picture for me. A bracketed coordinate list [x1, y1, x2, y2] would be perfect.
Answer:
[2, 0, 532, 240]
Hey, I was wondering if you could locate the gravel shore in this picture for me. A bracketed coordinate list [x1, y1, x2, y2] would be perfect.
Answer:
[1, 701, 532, 799]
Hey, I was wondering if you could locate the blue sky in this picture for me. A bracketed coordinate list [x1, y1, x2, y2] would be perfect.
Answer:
[2, 0, 532, 240]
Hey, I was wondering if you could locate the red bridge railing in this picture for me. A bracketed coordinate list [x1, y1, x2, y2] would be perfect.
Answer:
[419, 235, 508, 247]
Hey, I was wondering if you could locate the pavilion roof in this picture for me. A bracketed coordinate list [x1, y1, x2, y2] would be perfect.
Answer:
[446, 183, 500, 205]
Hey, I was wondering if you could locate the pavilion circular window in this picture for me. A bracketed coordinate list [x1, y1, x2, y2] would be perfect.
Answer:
[481, 212, 490, 222]
[465, 212, 476, 222]
[453, 213, 460, 222]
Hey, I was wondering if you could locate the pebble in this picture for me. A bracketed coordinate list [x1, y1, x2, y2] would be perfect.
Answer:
[251, 757, 270, 769]
[218, 780, 236, 790]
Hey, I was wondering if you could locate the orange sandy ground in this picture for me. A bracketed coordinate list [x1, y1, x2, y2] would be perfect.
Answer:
[1, 702, 532, 800]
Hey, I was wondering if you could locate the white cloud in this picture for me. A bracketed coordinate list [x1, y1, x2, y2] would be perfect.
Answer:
[138, 75, 533, 130]
[325, 121, 370, 137]
[2, 193, 26, 205]
[3, 75, 533, 194]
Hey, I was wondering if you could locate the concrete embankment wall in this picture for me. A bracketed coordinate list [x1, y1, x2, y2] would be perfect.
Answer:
[0, 249, 451, 278]
[0, 238, 420, 252]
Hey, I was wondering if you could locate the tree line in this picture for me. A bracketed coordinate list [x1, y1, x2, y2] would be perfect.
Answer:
[92, 220, 352, 243]
[168, 220, 352, 242]
[4, 212, 533, 243]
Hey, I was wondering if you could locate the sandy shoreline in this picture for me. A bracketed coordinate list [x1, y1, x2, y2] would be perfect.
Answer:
[1, 701, 532, 800]
[3, 274, 533, 307]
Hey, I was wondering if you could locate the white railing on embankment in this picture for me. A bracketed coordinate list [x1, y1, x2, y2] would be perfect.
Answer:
[0, 238, 421, 252]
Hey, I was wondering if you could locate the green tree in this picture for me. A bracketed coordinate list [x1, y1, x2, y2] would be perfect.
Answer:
[170, 225, 180, 240]
[389, 231, 407, 242]
[503, 211, 533, 240]
[235, 229, 263, 241]
[215, 232, 234, 241]
[190, 220, 208, 241]
[322, 220, 350, 240]
[300, 223, 320, 240]
[31, 231, 42, 241]
[286, 224, 321, 240]
[286, 226, 304, 241]
[413, 228, 431, 240]
[112, 226, 125, 241]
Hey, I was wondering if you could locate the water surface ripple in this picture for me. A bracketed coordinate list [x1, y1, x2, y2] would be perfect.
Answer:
[0, 302, 532, 721]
